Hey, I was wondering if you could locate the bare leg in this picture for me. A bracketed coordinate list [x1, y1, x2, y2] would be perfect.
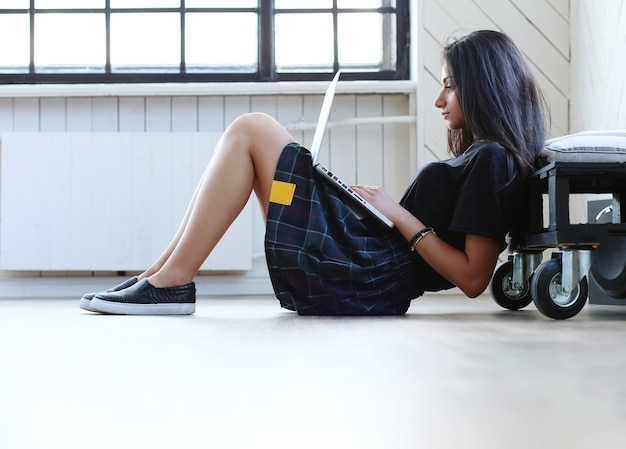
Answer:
[137, 169, 209, 280]
[146, 112, 295, 288]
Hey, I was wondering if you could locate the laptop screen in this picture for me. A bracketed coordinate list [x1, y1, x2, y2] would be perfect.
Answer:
[309, 71, 341, 165]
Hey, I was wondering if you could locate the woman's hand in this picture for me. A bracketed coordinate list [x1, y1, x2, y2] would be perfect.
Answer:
[351, 185, 406, 224]
[352, 184, 500, 298]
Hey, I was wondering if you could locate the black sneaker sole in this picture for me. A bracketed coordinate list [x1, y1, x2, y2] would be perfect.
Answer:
[90, 298, 195, 315]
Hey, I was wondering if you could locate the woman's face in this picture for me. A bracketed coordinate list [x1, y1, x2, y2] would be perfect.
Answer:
[434, 64, 465, 130]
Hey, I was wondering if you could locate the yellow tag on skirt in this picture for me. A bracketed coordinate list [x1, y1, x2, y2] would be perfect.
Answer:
[269, 180, 297, 206]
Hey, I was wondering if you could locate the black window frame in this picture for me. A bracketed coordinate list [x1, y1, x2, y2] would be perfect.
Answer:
[0, 0, 410, 84]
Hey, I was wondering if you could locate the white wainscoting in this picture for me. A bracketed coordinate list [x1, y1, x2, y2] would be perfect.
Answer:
[0, 132, 252, 272]
[0, 91, 413, 297]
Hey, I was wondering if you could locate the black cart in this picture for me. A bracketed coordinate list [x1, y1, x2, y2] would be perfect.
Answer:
[490, 131, 626, 319]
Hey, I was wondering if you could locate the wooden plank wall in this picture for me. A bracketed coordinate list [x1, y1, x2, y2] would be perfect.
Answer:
[0, 94, 412, 199]
[417, 0, 570, 164]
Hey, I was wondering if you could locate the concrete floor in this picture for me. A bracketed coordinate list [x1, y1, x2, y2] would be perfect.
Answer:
[1, 293, 626, 449]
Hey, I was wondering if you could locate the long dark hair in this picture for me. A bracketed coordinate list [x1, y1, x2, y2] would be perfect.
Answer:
[442, 30, 547, 175]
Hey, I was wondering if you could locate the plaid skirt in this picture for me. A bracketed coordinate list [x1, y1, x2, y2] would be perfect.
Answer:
[264, 143, 424, 316]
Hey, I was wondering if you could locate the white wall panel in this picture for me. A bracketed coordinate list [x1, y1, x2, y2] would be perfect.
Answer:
[474, 0, 570, 92]
[277, 96, 304, 145]
[40, 98, 66, 131]
[146, 97, 172, 131]
[13, 98, 39, 132]
[224, 96, 250, 125]
[0, 132, 252, 272]
[548, 0, 570, 18]
[104, 134, 134, 269]
[198, 97, 225, 132]
[382, 95, 412, 201]
[250, 96, 277, 118]
[356, 95, 384, 187]
[172, 97, 198, 132]
[511, 0, 569, 57]
[66, 98, 93, 131]
[119, 97, 145, 132]
[427, 0, 495, 38]
[0, 99, 13, 131]
[571, 0, 626, 131]
[423, 72, 448, 162]
[92, 97, 118, 132]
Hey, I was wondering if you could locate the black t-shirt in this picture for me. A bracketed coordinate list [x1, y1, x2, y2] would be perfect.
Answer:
[399, 140, 521, 291]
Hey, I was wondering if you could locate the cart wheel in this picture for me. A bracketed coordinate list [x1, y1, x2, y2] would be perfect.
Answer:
[590, 236, 626, 298]
[490, 261, 533, 310]
[530, 258, 588, 319]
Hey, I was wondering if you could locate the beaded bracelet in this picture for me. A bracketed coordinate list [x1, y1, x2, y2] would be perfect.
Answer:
[409, 227, 435, 252]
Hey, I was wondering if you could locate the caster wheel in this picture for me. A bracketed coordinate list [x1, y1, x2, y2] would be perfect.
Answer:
[491, 261, 533, 310]
[590, 236, 626, 298]
[530, 258, 588, 319]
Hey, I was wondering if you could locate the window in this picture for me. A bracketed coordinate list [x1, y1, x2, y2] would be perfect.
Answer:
[0, 0, 409, 83]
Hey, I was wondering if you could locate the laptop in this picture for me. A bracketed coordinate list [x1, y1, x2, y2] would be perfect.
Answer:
[309, 71, 395, 228]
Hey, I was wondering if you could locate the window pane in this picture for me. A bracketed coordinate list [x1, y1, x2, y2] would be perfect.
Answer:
[337, 0, 396, 7]
[0, 14, 29, 71]
[186, 0, 257, 7]
[110, 0, 180, 8]
[275, 14, 334, 71]
[0, 0, 407, 82]
[274, 1, 332, 8]
[35, 0, 104, 7]
[338, 12, 396, 70]
[35, 13, 106, 71]
[2, 0, 30, 8]
[186, 13, 257, 72]
[111, 13, 180, 71]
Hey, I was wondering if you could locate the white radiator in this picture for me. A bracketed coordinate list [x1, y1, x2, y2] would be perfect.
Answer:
[0, 132, 252, 271]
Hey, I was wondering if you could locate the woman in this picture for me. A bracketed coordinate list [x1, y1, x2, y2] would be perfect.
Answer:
[81, 30, 546, 316]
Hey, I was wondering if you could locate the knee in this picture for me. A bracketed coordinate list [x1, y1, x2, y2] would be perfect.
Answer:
[225, 112, 271, 141]
[220, 113, 262, 147]
[227, 112, 292, 148]
[231, 112, 277, 131]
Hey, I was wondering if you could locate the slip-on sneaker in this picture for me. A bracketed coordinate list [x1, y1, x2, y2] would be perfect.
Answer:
[79, 276, 139, 312]
[90, 279, 195, 315]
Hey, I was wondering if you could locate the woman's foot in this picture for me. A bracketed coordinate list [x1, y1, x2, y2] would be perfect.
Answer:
[79, 276, 138, 312]
[89, 279, 196, 315]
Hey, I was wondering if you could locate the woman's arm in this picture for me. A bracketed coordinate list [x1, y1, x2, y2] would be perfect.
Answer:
[352, 185, 500, 297]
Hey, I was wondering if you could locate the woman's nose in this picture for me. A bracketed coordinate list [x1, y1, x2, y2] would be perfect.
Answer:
[434, 90, 444, 108]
